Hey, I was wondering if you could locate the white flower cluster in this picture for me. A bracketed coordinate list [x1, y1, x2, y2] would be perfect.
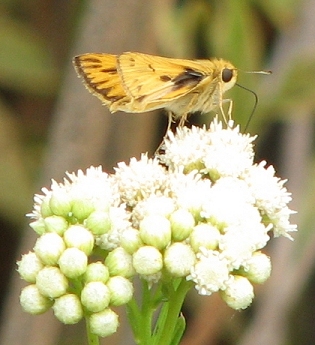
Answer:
[18, 119, 296, 337]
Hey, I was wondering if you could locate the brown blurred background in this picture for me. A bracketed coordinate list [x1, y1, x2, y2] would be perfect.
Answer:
[0, 0, 314, 344]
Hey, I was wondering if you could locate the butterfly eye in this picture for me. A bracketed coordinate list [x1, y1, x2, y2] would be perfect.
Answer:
[222, 68, 233, 82]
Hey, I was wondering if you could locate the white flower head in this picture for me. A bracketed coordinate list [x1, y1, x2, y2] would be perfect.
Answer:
[28, 166, 119, 222]
[113, 154, 168, 206]
[160, 125, 210, 172]
[188, 249, 230, 295]
[65, 166, 119, 211]
[132, 195, 175, 227]
[203, 120, 255, 179]
[160, 119, 255, 179]
[169, 170, 212, 220]
[200, 177, 255, 229]
[219, 221, 270, 270]
[243, 161, 297, 238]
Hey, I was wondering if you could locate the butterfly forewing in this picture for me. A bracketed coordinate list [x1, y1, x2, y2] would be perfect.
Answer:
[117, 52, 216, 104]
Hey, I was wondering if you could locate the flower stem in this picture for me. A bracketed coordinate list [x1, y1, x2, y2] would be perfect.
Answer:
[153, 279, 192, 345]
[127, 279, 192, 345]
[85, 316, 100, 345]
[127, 280, 162, 344]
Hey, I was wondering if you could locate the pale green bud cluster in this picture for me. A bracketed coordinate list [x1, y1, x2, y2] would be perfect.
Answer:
[18, 167, 133, 338]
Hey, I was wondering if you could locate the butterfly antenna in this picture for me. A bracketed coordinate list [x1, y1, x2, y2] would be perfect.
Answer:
[235, 83, 259, 132]
[243, 70, 272, 75]
[236, 69, 271, 131]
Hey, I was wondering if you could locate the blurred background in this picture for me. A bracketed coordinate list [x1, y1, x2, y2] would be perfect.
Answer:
[0, 0, 314, 344]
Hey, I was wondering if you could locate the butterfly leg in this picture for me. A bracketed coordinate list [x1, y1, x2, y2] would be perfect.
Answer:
[154, 111, 175, 155]
[178, 92, 200, 127]
[218, 98, 233, 125]
[166, 110, 174, 132]
[218, 103, 227, 124]
[226, 98, 234, 127]
[226, 98, 233, 121]
[178, 113, 189, 127]
[217, 84, 234, 125]
[223, 98, 233, 122]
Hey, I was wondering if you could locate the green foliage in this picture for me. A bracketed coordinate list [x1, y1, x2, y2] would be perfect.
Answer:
[0, 15, 59, 96]
[0, 100, 32, 225]
[275, 57, 315, 110]
[0, 2, 61, 227]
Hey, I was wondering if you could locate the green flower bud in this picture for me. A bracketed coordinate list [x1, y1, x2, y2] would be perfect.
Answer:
[63, 225, 94, 255]
[241, 252, 271, 284]
[133, 246, 163, 275]
[20, 284, 53, 314]
[49, 190, 72, 217]
[170, 209, 195, 241]
[17, 252, 43, 283]
[120, 228, 143, 254]
[85, 210, 111, 235]
[44, 215, 68, 235]
[33, 233, 65, 265]
[190, 223, 220, 252]
[164, 243, 196, 277]
[107, 276, 133, 306]
[84, 262, 109, 283]
[221, 275, 254, 310]
[36, 266, 68, 298]
[58, 248, 88, 278]
[89, 308, 119, 338]
[40, 195, 53, 218]
[53, 294, 83, 324]
[105, 248, 135, 278]
[29, 219, 46, 235]
[71, 197, 95, 221]
[81, 282, 110, 312]
[139, 215, 171, 250]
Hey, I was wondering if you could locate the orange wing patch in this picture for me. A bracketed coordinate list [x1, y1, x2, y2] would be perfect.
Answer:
[73, 53, 131, 112]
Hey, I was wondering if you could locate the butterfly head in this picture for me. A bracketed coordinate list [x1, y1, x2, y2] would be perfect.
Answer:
[215, 60, 238, 93]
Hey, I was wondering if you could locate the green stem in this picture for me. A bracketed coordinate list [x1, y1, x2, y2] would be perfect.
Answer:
[127, 280, 165, 344]
[85, 317, 100, 345]
[127, 278, 192, 345]
[155, 279, 192, 345]
[141, 281, 155, 342]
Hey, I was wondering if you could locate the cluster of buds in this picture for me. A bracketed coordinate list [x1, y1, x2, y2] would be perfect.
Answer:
[17, 120, 296, 338]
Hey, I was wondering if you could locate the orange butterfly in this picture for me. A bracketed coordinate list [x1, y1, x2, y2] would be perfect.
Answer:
[73, 52, 238, 126]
